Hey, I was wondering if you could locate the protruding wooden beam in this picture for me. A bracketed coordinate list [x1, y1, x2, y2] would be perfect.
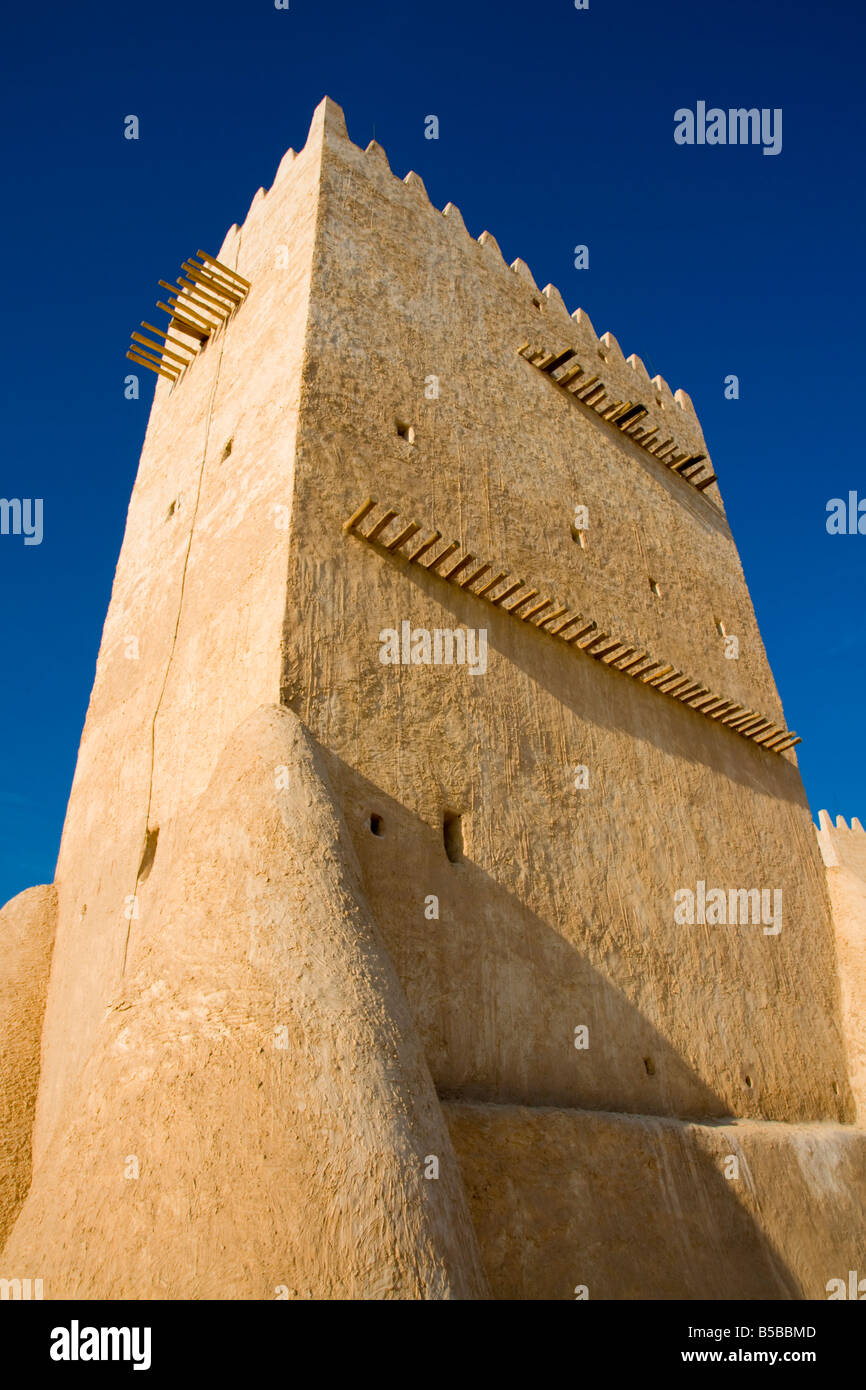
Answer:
[387, 522, 421, 552]
[443, 553, 476, 581]
[344, 498, 377, 532]
[182, 262, 244, 304]
[141, 322, 196, 356]
[408, 531, 442, 563]
[555, 363, 584, 388]
[507, 590, 539, 615]
[366, 509, 398, 542]
[178, 275, 236, 313]
[159, 283, 222, 326]
[581, 631, 611, 652]
[131, 333, 188, 367]
[477, 571, 509, 597]
[156, 304, 209, 340]
[461, 563, 492, 589]
[766, 732, 801, 752]
[615, 406, 648, 430]
[491, 581, 525, 606]
[537, 606, 569, 629]
[619, 651, 650, 673]
[523, 598, 553, 622]
[195, 250, 251, 290]
[127, 351, 177, 382]
[573, 374, 600, 398]
[629, 659, 663, 679]
[551, 613, 584, 636]
[541, 348, 576, 374]
[426, 541, 460, 572]
[643, 664, 674, 684]
[709, 701, 740, 721]
[166, 295, 219, 330]
[566, 622, 598, 644]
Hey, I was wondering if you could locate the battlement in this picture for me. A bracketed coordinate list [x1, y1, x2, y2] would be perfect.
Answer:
[192, 98, 713, 495]
[816, 811, 866, 878]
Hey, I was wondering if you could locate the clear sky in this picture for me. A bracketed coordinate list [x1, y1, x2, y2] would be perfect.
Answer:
[0, 0, 863, 905]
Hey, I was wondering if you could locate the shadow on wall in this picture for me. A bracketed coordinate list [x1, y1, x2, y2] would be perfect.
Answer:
[325, 537, 811, 810]
[313, 747, 810, 1300]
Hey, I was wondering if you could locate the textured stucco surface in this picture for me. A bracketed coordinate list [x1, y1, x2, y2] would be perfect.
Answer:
[3, 707, 487, 1299]
[816, 815, 866, 1122]
[0, 884, 56, 1251]
[446, 1100, 866, 1300]
[282, 102, 851, 1124]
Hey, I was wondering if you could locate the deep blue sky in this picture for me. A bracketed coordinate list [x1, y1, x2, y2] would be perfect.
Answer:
[1, 0, 863, 905]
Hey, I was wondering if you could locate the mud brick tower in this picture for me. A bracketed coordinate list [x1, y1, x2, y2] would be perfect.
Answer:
[2, 97, 865, 1300]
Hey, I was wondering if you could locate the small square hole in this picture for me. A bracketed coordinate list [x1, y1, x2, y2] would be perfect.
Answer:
[649, 578, 661, 597]
[571, 527, 586, 548]
[369, 813, 384, 836]
[395, 420, 415, 443]
[715, 618, 727, 637]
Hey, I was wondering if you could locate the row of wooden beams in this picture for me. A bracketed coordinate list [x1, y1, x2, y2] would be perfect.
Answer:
[127, 250, 250, 388]
[519, 343, 718, 499]
[344, 498, 801, 755]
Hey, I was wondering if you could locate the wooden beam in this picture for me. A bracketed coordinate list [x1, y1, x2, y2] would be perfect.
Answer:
[141, 322, 196, 356]
[573, 375, 600, 397]
[426, 541, 461, 572]
[156, 304, 209, 340]
[619, 651, 650, 673]
[366, 509, 398, 542]
[566, 622, 598, 644]
[176, 287, 231, 321]
[491, 580, 525, 606]
[556, 363, 584, 388]
[541, 348, 576, 374]
[709, 701, 740, 721]
[127, 351, 177, 382]
[130, 333, 188, 367]
[166, 295, 220, 329]
[643, 664, 674, 684]
[195, 250, 251, 290]
[408, 531, 441, 562]
[343, 498, 377, 532]
[581, 631, 612, 652]
[443, 553, 476, 580]
[476, 571, 509, 597]
[507, 590, 539, 615]
[386, 522, 421, 552]
[616, 406, 648, 430]
[551, 613, 584, 636]
[160, 283, 222, 325]
[523, 598, 553, 622]
[182, 262, 244, 304]
[628, 660, 663, 679]
[178, 273, 238, 310]
[461, 563, 492, 589]
[537, 606, 569, 629]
